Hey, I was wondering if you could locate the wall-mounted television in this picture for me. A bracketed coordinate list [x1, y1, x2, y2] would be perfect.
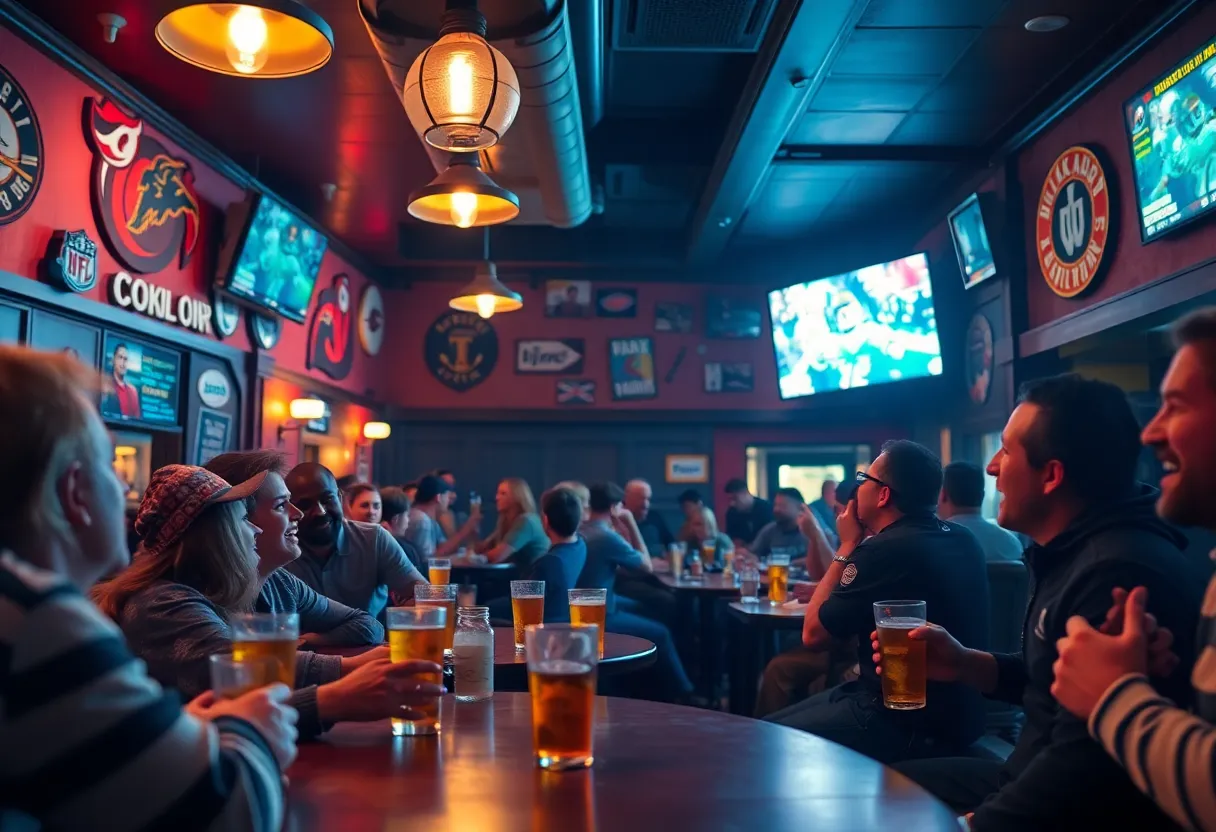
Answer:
[1124, 35, 1216, 242]
[948, 193, 997, 289]
[100, 332, 181, 427]
[768, 253, 942, 400]
[216, 193, 328, 322]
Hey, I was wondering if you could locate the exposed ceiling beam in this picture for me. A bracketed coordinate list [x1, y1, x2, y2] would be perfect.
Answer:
[773, 145, 991, 164]
[684, 0, 871, 265]
[589, 118, 722, 167]
[397, 223, 685, 269]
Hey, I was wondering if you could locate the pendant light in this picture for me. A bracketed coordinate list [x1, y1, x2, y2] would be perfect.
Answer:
[408, 153, 519, 228]
[402, 0, 521, 152]
[156, 2, 334, 78]
[449, 229, 522, 319]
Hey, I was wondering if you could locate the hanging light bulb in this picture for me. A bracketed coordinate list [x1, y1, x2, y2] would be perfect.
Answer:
[474, 293, 498, 319]
[225, 5, 270, 74]
[408, 153, 519, 228]
[449, 191, 479, 228]
[450, 232, 522, 318]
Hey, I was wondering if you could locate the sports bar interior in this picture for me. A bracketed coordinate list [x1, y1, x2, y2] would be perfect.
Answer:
[4, 0, 1216, 829]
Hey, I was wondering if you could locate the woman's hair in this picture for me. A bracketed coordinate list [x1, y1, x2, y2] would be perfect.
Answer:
[95, 500, 259, 619]
[695, 505, 720, 538]
[493, 477, 537, 539]
[553, 480, 590, 511]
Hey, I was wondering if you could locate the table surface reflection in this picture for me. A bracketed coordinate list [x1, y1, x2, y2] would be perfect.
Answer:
[287, 694, 958, 830]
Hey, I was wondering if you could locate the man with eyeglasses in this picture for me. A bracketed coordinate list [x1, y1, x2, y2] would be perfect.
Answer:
[764, 440, 990, 765]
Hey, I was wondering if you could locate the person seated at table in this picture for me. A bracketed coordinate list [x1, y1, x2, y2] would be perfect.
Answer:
[809, 479, 841, 548]
[380, 485, 425, 573]
[724, 478, 774, 548]
[686, 504, 734, 568]
[277, 461, 426, 619]
[555, 480, 591, 524]
[405, 474, 480, 559]
[475, 477, 550, 569]
[97, 463, 441, 741]
[938, 462, 1023, 562]
[738, 488, 810, 562]
[614, 479, 680, 628]
[675, 488, 705, 544]
[764, 441, 991, 766]
[431, 468, 460, 538]
[581, 483, 695, 704]
[490, 486, 588, 624]
[625, 478, 674, 552]
[346, 482, 383, 526]
[0, 347, 294, 831]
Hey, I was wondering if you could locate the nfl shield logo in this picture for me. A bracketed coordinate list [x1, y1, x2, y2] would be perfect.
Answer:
[556, 379, 596, 406]
[44, 229, 98, 293]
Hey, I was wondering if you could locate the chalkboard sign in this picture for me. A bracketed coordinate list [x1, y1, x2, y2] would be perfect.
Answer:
[100, 332, 181, 426]
[194, 408, 232, 465]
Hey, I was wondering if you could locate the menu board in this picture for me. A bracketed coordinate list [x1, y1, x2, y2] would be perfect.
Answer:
[100, 332, 181, 426]
[194, 408, 232, 465]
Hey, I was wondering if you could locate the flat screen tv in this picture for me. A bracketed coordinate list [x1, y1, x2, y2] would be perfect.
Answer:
[100, 332, 181, 426]
[218, 193, 328, 322]
[768, 253, 943, 400]
[1124, 35, 1216, 242]
[948, 193, 997, 288]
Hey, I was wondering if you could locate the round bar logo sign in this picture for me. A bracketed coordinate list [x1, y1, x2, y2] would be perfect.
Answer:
[1035, 145, 1114, 298]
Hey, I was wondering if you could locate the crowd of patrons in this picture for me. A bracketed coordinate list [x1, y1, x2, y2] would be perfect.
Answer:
[5, 307, 1216, 830]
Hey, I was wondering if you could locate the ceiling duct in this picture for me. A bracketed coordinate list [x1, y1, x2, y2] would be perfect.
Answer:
[613, 0, 777, 51]
[360, 0, 593, 228]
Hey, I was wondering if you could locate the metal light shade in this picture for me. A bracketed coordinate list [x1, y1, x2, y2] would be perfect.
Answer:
[403, 31, 520, 152]
[156, 2, 334, 78]
[408, 155, 520, 228]
[288, 397, 326, 420]
[363, 421, 391, 440]
[449, 262, 522, 319]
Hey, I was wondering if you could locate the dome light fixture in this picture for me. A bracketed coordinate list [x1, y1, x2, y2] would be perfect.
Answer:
[155, 2, 334, 78]
[407, 153, 520, 228]
[288, 397, 327, 420]
[363, 421, 392, 441]
[403, 1, 521, 152]
[449, 229, 522, 319]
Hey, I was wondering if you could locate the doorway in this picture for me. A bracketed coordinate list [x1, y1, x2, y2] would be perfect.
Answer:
[748, 444, 870, 506]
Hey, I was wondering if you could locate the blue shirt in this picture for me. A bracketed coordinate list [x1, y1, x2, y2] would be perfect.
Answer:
[403, 507, 445, 559]
[947, 512, 1025, 562]
[285, 519, 427, 621]
[527, 537, 588, 623]
[578, 519, 644, 612]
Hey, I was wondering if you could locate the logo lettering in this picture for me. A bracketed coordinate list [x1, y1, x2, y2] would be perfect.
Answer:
[1057, 182, 1086, 257]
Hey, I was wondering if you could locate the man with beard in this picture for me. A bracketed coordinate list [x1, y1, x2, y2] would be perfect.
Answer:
[284, 462, 426, 621]
[888, 374, 1203, 831]
[1051, 309, 1216, 831]
[741, 487, 810, 560]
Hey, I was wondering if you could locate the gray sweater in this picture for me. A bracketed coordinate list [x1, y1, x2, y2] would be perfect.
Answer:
[115, 569, 384, 739]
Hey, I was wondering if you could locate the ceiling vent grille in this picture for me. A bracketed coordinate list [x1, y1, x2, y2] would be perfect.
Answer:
[613, 0, 776, 51]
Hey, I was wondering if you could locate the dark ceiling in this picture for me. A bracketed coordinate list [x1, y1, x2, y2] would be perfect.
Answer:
[6, 0, 1203, 283]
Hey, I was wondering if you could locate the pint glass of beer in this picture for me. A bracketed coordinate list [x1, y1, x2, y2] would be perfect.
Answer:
[209, 654, 276, 699]
[525, 623, 598, 770]
[873, 600, 928, 710]
[568, 589, 608, 658]
[768, 554, 791, 604]
[511, 580, 546, 650]
[700, 540, 717, 569]
[415, 584, 458, 655]
[230, 612, 298, 687]
[387, 605, 446, 735]
[428, 558, 452, 586]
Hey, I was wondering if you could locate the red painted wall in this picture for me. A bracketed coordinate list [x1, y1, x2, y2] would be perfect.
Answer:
[0, 26, 386, 399]
[1019, 3, 1216, 330]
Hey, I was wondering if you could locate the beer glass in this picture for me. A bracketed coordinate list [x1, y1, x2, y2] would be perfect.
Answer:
[873, 600, 928, 710]
[230, 612, 298, 687]
[526, 623, 598, 770]
[568, 589, 608, 658]
[428, 558, 452, 585]
[700, 540, 716, 568]
[209, 654, 275, 699]
[768, 553, 791, 604]
[415, 584, 458, 655]
[740, 567, 760, 602]
[387, 605, 446, 735]
[511, 580, 546, 650]
[668, 542, 686, 577]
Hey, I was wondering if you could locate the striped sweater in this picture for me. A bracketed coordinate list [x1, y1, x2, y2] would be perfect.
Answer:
[1090, 566, 1216, 832]
[0, 552, 284, 831]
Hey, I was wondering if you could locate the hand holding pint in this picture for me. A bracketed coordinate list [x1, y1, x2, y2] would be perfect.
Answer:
[873, 601, 927, 710]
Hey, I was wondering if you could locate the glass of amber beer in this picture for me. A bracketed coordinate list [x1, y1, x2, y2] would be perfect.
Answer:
[873, 600, 927, 710]
[525, 623, 598, 770]
[230, 612, 298, 687]
[428, 558, 452, 585]
[511, 580, 546, 650]
[415, 584, 458, 655]
[568, 589, 608, 658]
[210, 654, 276, 699]
[387, 605, 446, 735]
[768, 553, 791, 604]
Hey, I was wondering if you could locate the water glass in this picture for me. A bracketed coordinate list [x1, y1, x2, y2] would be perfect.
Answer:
[740, 568, 760, 602]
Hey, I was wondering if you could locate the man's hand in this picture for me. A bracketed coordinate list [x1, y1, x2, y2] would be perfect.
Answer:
[871, 623, 968, 683]
[796, 504, 822, 541]
[340, 644, 390, 676]
[1099, 586, 1179, 678]
[317, 658, 445, 723]
[1051, 586, 1150, 722]
[189, 684, 299, 770]
[836, 499, 865, 550]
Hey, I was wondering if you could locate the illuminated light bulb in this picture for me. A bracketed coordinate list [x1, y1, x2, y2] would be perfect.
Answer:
[226, 5, 270, 75]
[475, 294, 497, 319]
[447, 52, 475, 116]
[450, 191, 479, 228]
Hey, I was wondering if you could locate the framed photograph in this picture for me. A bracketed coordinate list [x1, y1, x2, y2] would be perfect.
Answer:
[545, 280, 592, 318]
[706, 296, 762, 339]
[608, 336, 657, 400]
[516, 339, 586, 374]
[705, 362, 754, 393]
[556, 378, 596, 406]
[666, 454, 709, 484]
[596, 288, 638, 318]
[655, 302, 693, 333]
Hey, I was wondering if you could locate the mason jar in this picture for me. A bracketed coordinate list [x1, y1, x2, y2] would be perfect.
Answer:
[453, 606, 494, 701]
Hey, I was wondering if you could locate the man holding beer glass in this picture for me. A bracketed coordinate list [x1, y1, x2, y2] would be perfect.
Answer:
[765, 441, 990, 766]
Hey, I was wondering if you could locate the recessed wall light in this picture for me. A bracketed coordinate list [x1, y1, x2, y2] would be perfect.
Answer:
[1025, 15, 1070, 33]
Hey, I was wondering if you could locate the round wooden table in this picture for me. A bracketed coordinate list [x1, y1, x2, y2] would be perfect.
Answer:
[286, 694, 958, 829]
[658, 572, 741, 697]
[726, 600, 809, 716]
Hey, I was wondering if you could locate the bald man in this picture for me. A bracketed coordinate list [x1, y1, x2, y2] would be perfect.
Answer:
[624, 479, 675, 552]
[285, 463, 426, 622]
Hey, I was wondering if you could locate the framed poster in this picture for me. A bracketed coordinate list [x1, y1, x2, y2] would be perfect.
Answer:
[556, 378, 596, 406]
[608, 337, 656, 400]
[655, 302, 693, 332]
[666, 454, 709, 484]
[100, 332, 181, 427]
[596, 288, 637, 318]
[705, 362, 754, 393]
[194, 407, 232, 465]
[706, 296, 762, 339]
[516, 339, 585, 374]
[965, 313, 994, 405]
[545, 280, 592, 318]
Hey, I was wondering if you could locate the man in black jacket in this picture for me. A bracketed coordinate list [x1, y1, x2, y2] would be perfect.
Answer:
[888, 374, 1203, 831]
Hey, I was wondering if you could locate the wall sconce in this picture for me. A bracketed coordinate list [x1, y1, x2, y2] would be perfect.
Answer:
[363, 421, 391, 441]
[279, 397, 326, 443]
